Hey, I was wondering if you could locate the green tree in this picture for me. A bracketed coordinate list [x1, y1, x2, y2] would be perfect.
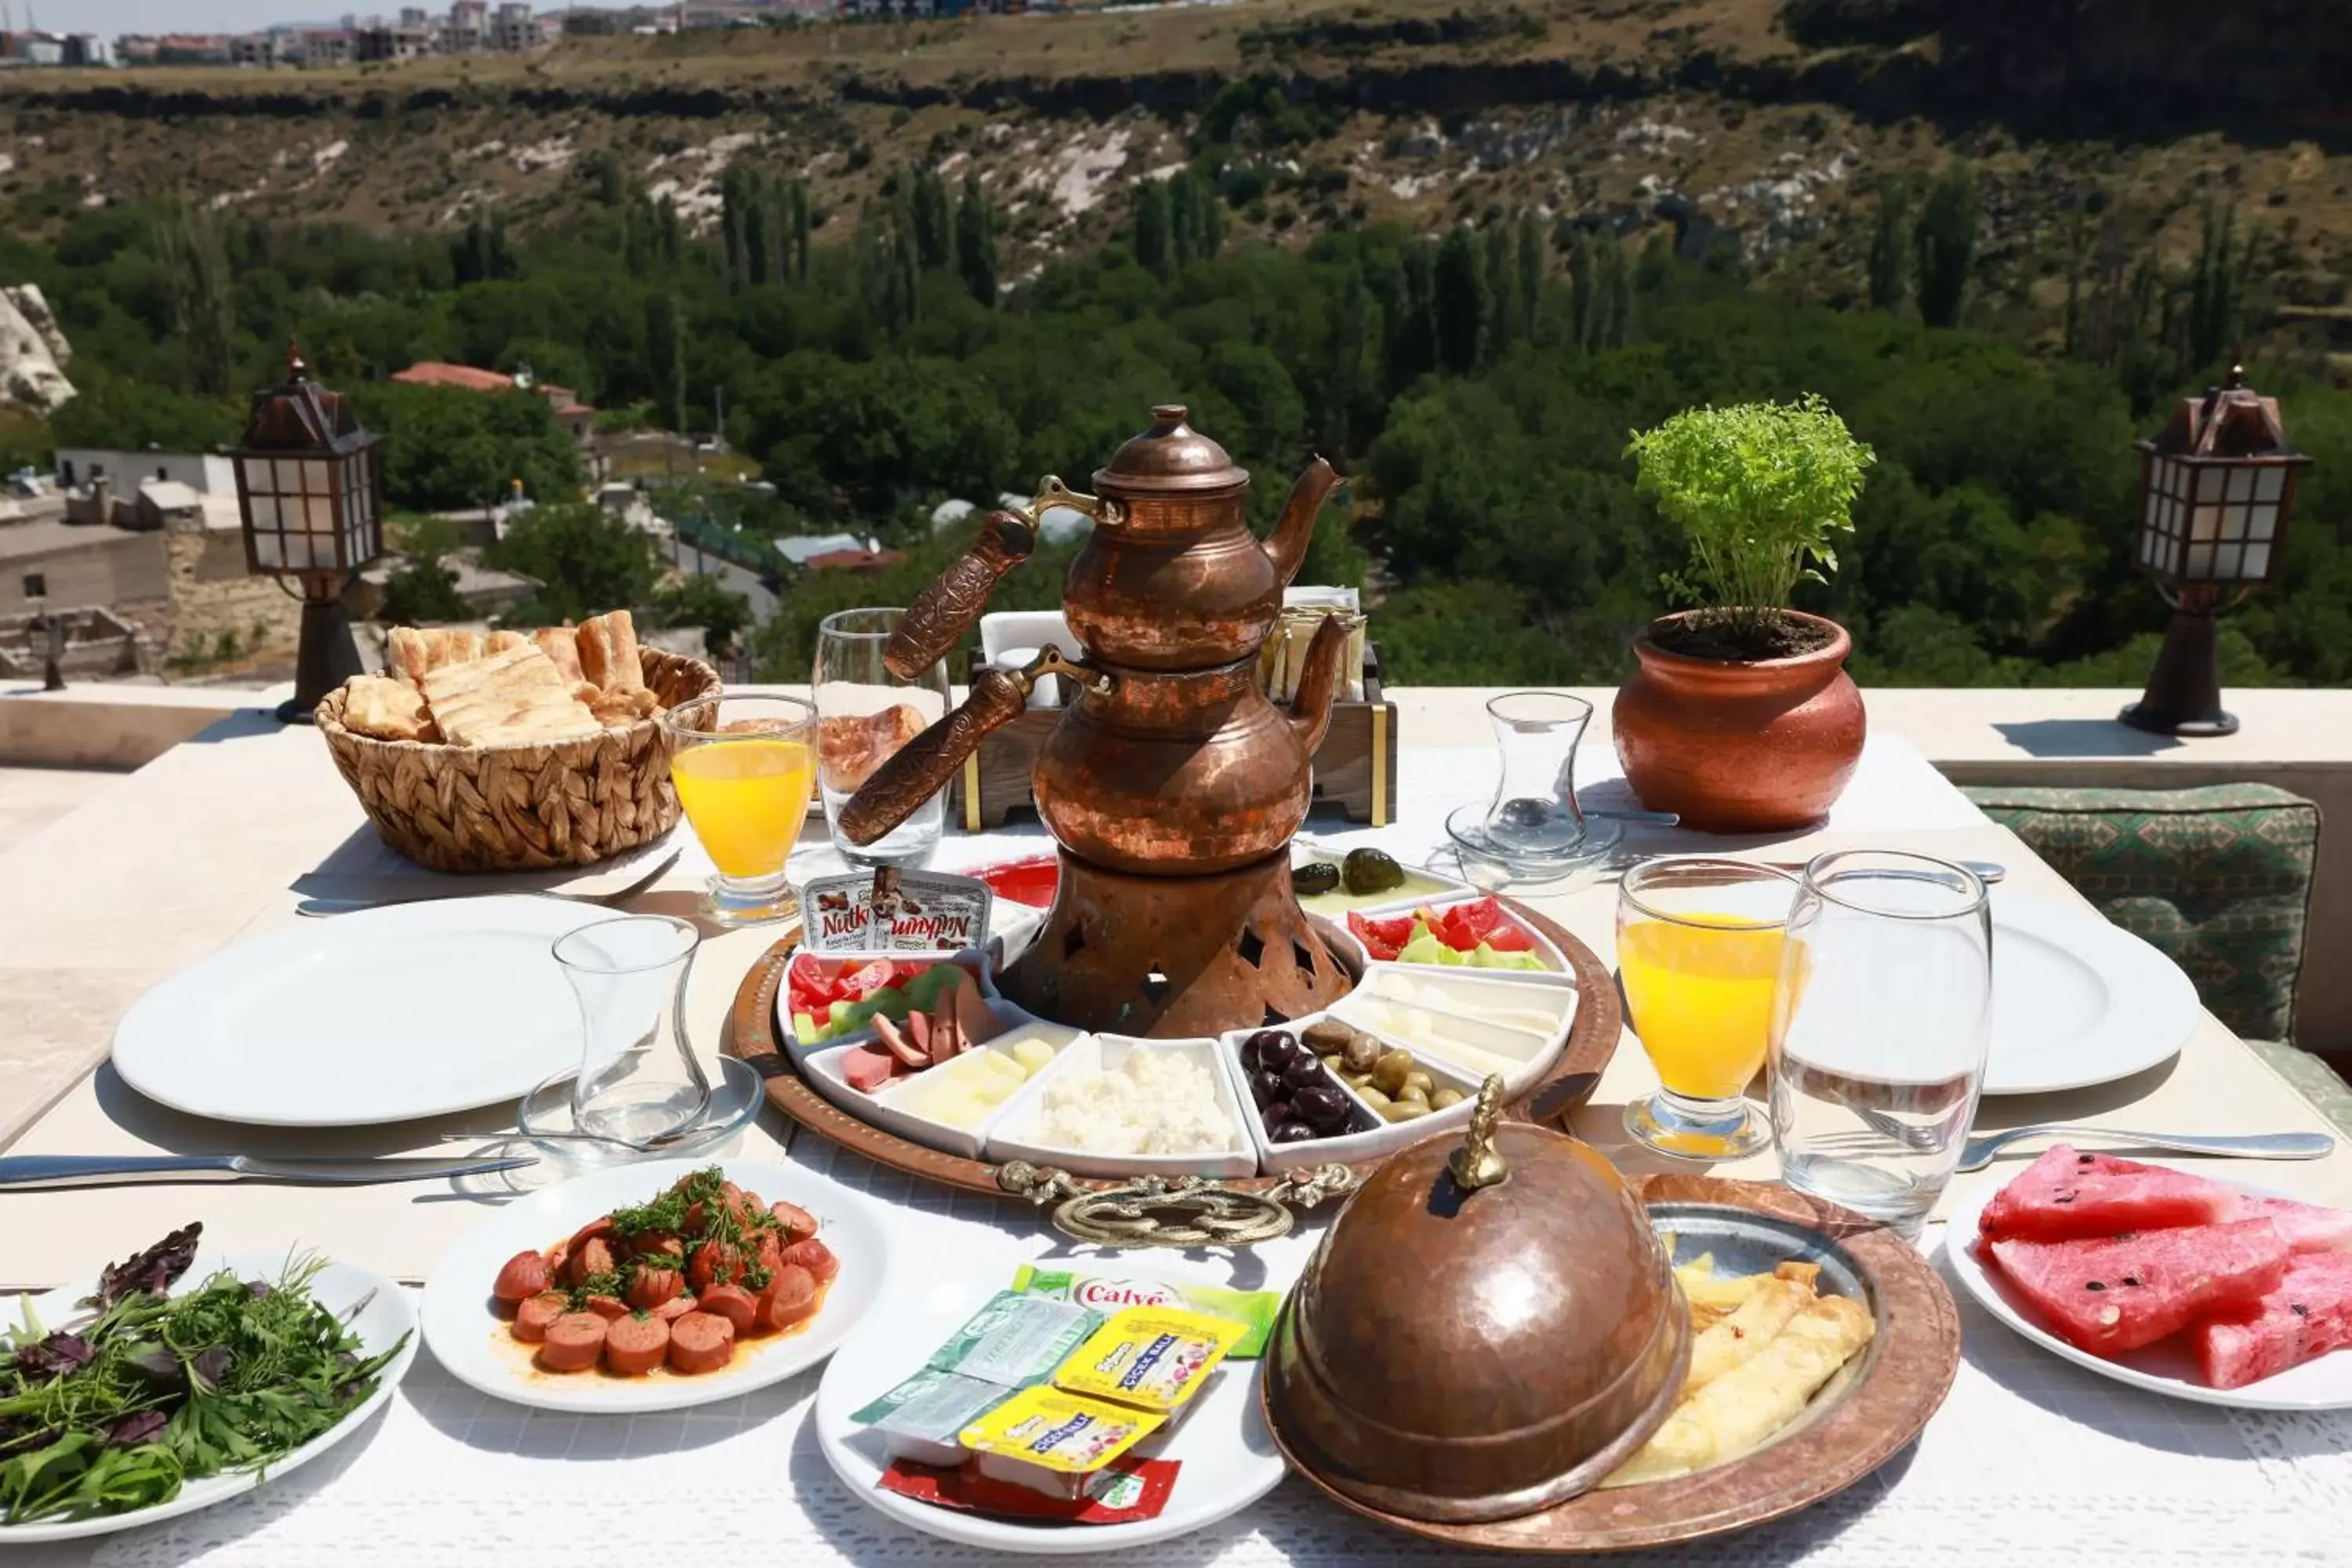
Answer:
[349, 383, 587, 512]
[1915, 162, 1979, 329]
[1483, 222, 1517, 362]
[955, 172, 998, 307]
[2187, 198, 2242, 373]
[649, 572, 753, 656]
[787, 180, 812, 281]
[1515, 214, 1544, 341]
[644, 291, 687, 434]
[379, 514, 472, 624]
[911, 166, 953, 270]
[1134, 180, 1172, 279]
[1431, 227, 1487, 376]
[151, 203, 237, 396]
[1867, 177, 1912, 314]
[1385, 239, 1437, 393]
[1567, 229, 1599, 351]
[493, 501, 660, 622]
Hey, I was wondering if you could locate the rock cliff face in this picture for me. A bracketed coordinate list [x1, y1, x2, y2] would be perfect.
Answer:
[0, 285, 74, 416]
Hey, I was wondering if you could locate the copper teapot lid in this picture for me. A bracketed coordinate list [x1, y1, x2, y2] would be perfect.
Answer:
[1265, 1080, 1690, 1523]
[1094, 404, 1250, 495]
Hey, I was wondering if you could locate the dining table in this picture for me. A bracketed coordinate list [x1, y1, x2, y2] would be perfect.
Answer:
[2, 687, 2348, 1567]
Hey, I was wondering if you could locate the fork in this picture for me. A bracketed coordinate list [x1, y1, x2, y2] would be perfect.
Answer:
[1805, 1109, 2334, 1174]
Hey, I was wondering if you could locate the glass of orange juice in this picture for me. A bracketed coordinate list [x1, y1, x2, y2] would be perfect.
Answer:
[1615, 857, 1799, 1160]
[662, 695, 817, 927]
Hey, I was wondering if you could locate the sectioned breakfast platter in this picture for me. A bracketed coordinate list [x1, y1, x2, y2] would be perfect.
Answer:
[728, 862, 1622, 1199]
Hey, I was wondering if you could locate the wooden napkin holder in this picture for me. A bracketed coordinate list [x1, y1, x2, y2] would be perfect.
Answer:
[950, 642, 1400, 831]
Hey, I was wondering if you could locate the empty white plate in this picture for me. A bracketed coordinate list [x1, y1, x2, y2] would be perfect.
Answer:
[1984, 895, 2202, 1096]
[113, 895, 612, 1127]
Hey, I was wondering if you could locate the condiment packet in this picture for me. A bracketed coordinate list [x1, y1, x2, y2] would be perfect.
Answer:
[877, 1455, 1181, 1525]
[800, 868, 993, 953]
[956, 1385, 1166, 1500]
[1011, 1264, 1282, 1359]
[1052, 1308, 1247, 1416]
[926, 1291, 1102, 1388]
[849, 1368, 1011, 1467]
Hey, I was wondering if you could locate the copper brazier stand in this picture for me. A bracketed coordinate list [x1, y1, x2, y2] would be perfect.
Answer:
[838, 405, 1354, 1037]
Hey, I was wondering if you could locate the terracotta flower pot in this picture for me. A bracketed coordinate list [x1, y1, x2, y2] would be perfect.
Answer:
[1610, 610, 1866, 834]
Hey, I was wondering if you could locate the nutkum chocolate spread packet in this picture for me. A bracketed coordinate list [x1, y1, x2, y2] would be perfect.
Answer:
[799, 867, 993, 953]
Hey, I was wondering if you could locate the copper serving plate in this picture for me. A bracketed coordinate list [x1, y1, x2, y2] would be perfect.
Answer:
[724, 898, 1620, 1199]
[1263, 1173, 1963, 1552]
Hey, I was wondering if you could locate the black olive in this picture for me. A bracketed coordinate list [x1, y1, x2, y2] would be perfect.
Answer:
[1291, 861, 1341, 896]
[1239, 1034, 1263, 1073]
[1249, 1070, 1286, 1109]
[1261, 1102, 1293, 1136]
[1342, 848, 1406, 895]
[1272, 1121, 1318, 1145]
[1256, 1032, 1303, 1073]
[1294, 1084, 1348, 1131]
[1283, 1056, 1326, 1091]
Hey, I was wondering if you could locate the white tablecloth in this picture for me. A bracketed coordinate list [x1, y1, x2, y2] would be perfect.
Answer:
[45, 1136, 2352, 1568]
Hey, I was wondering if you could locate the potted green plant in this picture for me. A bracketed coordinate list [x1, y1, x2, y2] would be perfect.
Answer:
[1613, 394, 1877, 832]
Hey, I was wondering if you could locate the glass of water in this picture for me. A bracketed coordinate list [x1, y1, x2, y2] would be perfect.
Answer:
[812, 607, 952, 867]
[557, 915, 709, 1149]
[1481, 691, 1595, 855]
[1768, 850, 1993, 1239]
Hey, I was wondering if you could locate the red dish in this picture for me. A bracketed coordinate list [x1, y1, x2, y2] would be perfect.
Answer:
[973, 854, 1060, 909]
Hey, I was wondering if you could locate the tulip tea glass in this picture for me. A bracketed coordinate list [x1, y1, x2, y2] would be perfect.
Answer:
[664, 694, 817, 927]
[1769, 850, 1993, 1240]
[814, 607, 953, 868]
[556, 914, 710, 1149]
[1616, 857, 1798, 1160]
[1482, 691, 1595, 855]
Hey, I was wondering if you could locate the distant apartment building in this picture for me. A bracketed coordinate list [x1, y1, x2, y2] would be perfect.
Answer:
[7, 31, 63, 64]
[491, 3, 539, 50]
[114, 34, 162, 63]
[300, 27, 356, 67]
[64, 34, 114, 65]
[154, 33, 234, 62]
[447, 0, 488, 50]
[230, 28, 296, 65]
[354, 14, 432, 60]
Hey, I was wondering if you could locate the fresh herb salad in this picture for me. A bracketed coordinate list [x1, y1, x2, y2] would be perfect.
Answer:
[0, 1223, 408, 1526]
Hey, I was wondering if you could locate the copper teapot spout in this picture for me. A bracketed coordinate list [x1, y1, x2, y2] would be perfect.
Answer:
[1263, 456, 1341, 588]
[1287, 614, 1350, 757]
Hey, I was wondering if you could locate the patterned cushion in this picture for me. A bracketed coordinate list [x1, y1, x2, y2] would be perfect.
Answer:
[2247, 1039, 2352, 1139]
[1961, 783, 2321, 1044]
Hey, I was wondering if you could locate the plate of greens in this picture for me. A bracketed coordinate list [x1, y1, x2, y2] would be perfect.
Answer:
[0, 1223, 416, 1542]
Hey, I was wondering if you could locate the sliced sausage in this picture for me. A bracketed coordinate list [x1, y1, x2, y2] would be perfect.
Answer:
[493, 1250, 550, 1303]
[769, 1201, 818, 1243]
[667, 1311, 735, 1374]
[569, 1236, 617, 1287]
[752, 1231, 784, 1279]
[627, 1267, 684, 1311]
[543, 1242, 570, 1281]
[512, 1292, 568, 1344]
[757, 1264, 818, 1331]
[582, 1293, 630, 1321]
[681, 1201, 711, 1237]
[630, 1229, 684, 1261]
[688, 1240, 743, 1295]
[779, 1237, 839, 1285]
[698, 1283, 758, 1334]
[537, 1312, 608, 1373]
[651, 1294, 698, 1323]
[603, 1313, 671, 1377]
[566, 1214, 615, 1253]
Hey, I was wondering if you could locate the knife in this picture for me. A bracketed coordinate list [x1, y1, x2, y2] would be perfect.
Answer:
[0, 1154, 535, 1190]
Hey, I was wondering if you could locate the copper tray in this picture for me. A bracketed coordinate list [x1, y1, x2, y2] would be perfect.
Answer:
[724, 898, 1621, 1199]
[1264, 1174, 1964, 1552]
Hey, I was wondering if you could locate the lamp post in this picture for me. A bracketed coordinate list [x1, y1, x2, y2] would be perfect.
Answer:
[2122, 365, 2311, 738]
[230, 347, 386, 724]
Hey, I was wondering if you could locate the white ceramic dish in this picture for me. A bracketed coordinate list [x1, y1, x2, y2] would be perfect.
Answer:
[779, 949, 998, 1062]
[1982, 895, 2202, 1095]
[805, 1016, 1080, 1161]
[985, 1034, 1257, 1179]
[1328, 989, 1559, 1095]
[1234, 1023, 1484, 1174]
[0, 1247, 416, 1544]
[112, 895, 611, 1127]
[1944, 1174, 2352, 1410]
[813, 1258, 1286, 1554]
[1329, 889, 1572, 974]
[419, 1158, 891, 1414]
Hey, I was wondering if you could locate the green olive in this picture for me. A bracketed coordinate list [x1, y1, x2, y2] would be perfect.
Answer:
[1320, 1054, 1343, 1073]
[1381, 1099, 1431, 1123]
[1429, 1087, 1465, 1112]
[1341, 1033, 1381, 1074]
[1370, 1050, 1414, 1096]
[1301, 1020, 1355, 1054]
[1403, 1069, 1436, 1098]
[1356, 1085, 1392, 1112]
[1395, 1086, 1430, 1111]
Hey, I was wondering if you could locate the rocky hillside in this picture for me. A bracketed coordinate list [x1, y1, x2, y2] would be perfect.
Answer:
[5, 0, 2349, 358]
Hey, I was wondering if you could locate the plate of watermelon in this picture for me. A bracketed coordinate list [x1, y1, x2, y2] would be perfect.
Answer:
[1947, 1144, 2352, 1408]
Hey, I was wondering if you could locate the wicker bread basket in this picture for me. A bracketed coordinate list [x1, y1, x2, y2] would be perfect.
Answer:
[315, 647, 722, 873]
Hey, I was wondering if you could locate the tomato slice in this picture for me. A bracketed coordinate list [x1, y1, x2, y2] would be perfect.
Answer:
[1347, 911, 1410, 961]
[1454, 896, 1507, 938]
[1483, 920, 1535, 953]
[835, 959, 898, 1000]
[788, 953, 837, 1008]
[1438, 906, 1480, 952]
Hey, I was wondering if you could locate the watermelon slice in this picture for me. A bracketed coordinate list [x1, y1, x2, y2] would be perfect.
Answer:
[2191, 1252, 2352, 1388]
[1976, 1145, 2240, 1242]
[1985, 1220, 2290, 1353]
[2231, 1195, 2352, 1255]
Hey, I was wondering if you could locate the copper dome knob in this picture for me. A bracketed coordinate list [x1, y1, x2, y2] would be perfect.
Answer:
[1265, 1118, 1688, 1523]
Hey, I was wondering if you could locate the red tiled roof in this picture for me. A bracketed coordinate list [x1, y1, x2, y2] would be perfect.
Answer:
[557, 403, 594, 419]
[804, 550, 909, 572]
[392, 362, 515, 393]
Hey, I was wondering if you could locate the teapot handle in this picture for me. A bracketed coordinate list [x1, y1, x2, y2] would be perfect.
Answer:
[836, 669, 1032, 846]
[883, 512, 1036, 681]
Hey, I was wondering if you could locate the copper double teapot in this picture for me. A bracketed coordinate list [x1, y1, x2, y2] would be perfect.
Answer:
[840, 405, 1358, 1035]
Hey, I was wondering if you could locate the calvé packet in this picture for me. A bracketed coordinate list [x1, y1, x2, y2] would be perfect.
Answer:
[877, 1454, 1181, 1525]
[1011, 1264, 1281, 1359]
[799, 868, 993, 953]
